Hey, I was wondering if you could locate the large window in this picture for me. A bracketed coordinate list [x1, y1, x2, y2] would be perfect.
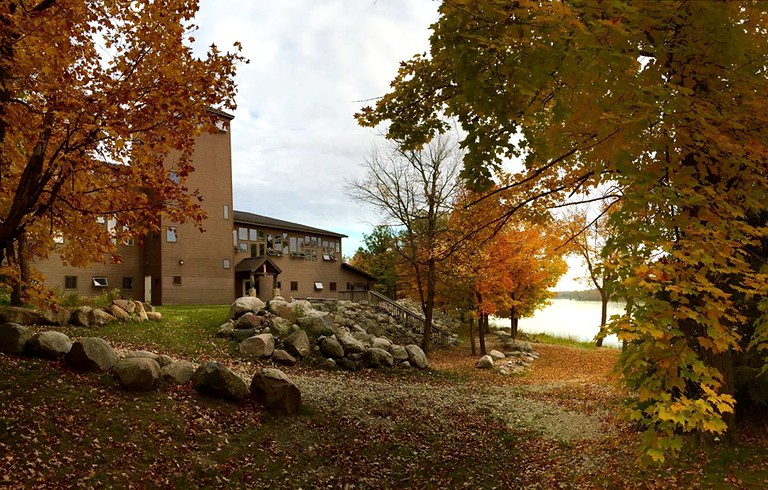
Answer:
[249, 228, 259, 241]
[166, 226, 177, 243]
[238, 227, 248, 240]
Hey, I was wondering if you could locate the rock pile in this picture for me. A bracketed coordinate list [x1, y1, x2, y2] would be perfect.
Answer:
[0, 300, 162, 329]
[221, 296, 431, 371]
[475, 340, 540, 375]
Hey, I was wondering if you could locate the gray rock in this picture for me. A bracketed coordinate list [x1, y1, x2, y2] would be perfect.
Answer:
[158, 354, 174, 367]
[0, 306, 44, 326]
[268, 317, 294, 337]
[145, 311, 162, 321]
[26, 331, 72, 359]
[216, 320, 235, 338]
[296, 313, 338, 337]
[271, 349, 297, 366]
[161, 360, 196, 384]
[390, 344, 409, 362]
[319, 337, 344, 359]
[400, 361, 412, 369]
[0, 322, 31, 355]
[283, 329, 310, 358]
[142, 302, 155, 313]
[324, 358, 337, 368]
[489, 349, 506, 361]
[109, 305, 131, 321]
[233, 328, 256, 341]
[65, 337, 117, 372]
[362, 348, 394, 368]
[239, 333, 275, 358]
[250, 368, 301, 414]
[92, 308, 116, 327]
[134, 301, 148, 322]
[351, 331, 374, 345]
[124, 350, 161, 363]
[70, 306, 93, 327]
[476, 355, 494, 369]
[371, 337, 392, 351]
[405, 344, 429, 369]
[230, 296, 266, 319]
[113, 299, 132, 312]
[235, 312, 263, 330]
[193, 362, 248, 401]
[337, 331, 365, 354]
[113, 358, 161, 391]
[40, 308, 71, 326]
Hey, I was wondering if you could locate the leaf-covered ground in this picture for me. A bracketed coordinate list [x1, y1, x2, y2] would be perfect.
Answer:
[2, 322, 767, 488]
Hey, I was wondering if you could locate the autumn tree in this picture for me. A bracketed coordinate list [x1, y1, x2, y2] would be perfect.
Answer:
[357, 1, 768, 461]
[0, 0, 243, 304]
[349, 225, 399, 299]
[347, 134, 463, 354]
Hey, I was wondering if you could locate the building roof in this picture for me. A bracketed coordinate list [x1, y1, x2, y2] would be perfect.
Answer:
[233, 210, 347, 239]
[234, 257, 282, 274]
[207, 106, 235, 120]
[342, 262, 377, 281]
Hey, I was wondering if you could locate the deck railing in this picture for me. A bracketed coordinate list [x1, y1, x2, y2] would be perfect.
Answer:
[337, 290, 450, 346]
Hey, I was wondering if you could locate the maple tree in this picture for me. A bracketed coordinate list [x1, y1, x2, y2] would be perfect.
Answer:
[357, 1, 768, 460]
[347, 134, 463, 354]
[0, 0, 243, 304]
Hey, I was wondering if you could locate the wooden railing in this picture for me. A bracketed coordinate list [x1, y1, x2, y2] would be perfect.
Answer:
[337, 290, 450, 346]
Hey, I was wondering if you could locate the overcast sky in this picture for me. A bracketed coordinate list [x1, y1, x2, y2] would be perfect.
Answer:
[192, 0, 440, 256]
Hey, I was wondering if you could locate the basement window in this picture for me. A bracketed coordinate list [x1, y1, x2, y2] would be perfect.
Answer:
[314, 282, 323, 291]
[92, 277, 109, 288]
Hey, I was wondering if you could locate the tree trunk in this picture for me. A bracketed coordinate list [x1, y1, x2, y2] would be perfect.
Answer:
[10, 233, 29, 306]
[478, 313, 487, 355]
[595, 290, 609, 347]
[420, 259, 436, 355]
[469, 316, 476, 356]
[509, 308, 519, 340]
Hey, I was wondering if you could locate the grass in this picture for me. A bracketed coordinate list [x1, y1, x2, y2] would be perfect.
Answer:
[523, 332, 599, 349]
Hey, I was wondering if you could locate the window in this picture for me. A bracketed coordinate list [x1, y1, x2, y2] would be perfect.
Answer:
[250, 243, 265, 257]
[122, 277, 134, 290]
[64, 276, 77, 290]
[322, 240, 329, 252]
[312, 250, 317, 261]
[223, 205, 230, 220]
[92, 277, 109, 287]
[330, 282, 336, 291]
[290, 281, 298, 291]
[233, 230, 238, 247]
[239, 243, 247, 252]
[323, 253, 331, 261]
[335, 241, 340, 253]
[314, 282, 324, 290]
[166, 226, 177, 242]
[289, 236, 297, 253]
[267, 234, 274, 251]
[122, 235, 135, 246]
[238, 227, 248, 240]
[169, 171, 180, 184]
[249, 228, 258, 241]
[173, 276, 182, 286]
[223, 259, 231, 269]
[53, 232, 64, 244]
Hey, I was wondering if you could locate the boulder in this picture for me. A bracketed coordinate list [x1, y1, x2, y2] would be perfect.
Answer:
[283, 330, 310, 358]
[362, 348, 394, 368]
[351, 332, 375, 345]
[158, 354, 174, 367]
[337, 331, 365, 354]
[65, 337, 117, 372]
[319, 337, 344, 359]
[239, 334, 275, 358]
[70, 306, 93, 327]
[0, 322, 32, 354]
[146, 311, 162, 321]
[268, 317, 294, 337]
[142, 302, 155, 313]
[296, 313, 338, 337]
[113, 299, 133, 312]
[233, 328, 256, 341]
[230, 296, 266, 319]
[405, 344, 429, 369]
[193, 362, 249, 401]
[109, 305, 131, 321]
[250, 368, 301, 414]
[161, 360, 196, 384]
[268, 299, 311, 322]
[476, 355, 494, 369]
[235, 312, 263, 330]
[489, 349, 506, 361]
[113, 358, 161, 391]
[26, 331, 72, 359]
[371, 337, 392, 351]
[217, 321, 235, 339]
[400, 361, 412, 369]
[124, 350, 161, 363]
[92, 308, 116, 327]
[271, 349, 297, 366]
[40, 308, 71, 326]
[134, 301, 148, 322]
[0, 306, 44, 326]
[390, 344, 409, 362]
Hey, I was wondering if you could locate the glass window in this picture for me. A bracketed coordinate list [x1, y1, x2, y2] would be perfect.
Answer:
[249, 228, 258, 241]
[298, 237, 304, 251]
[92, 277, 109, 287]
[223, 205, 229, 220]
[238, 227, 248, 240]
[223, 259, 231, 269]
[122, 277, 134, 290]
[310, 236, 317, 247]
[290, 281, 298, 291]
[239, 243, 247, 252]
[322, 240, 329, 251]
[289, 236, 297, 253]
[267, 234, 274, 250]
[335, 241, 340, 253]
[312, 250, 317, 261]
[274, 235, 282, 251]
[330, 282, 337, 291]
[314, 282, 323, 290]
[233, 230, 238, 247]
[64, 276, 77, 290]
[166, 226, 177, 242]
[173, 276, 182, 286]
[53, 232, 64, 244]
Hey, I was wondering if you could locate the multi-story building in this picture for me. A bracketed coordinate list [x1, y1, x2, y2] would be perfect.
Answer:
[33, 110, 374, 305]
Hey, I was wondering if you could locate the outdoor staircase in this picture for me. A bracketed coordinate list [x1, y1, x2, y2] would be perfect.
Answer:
[337, 290, 451, 346]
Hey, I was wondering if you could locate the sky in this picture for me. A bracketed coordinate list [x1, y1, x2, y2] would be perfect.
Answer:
[192, 1, 585, 290]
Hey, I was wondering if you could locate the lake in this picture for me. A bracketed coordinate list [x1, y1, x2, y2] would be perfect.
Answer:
[490, 299, 625, 348]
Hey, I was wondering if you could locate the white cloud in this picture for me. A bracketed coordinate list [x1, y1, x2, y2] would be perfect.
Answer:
[192, 1, 439, 254]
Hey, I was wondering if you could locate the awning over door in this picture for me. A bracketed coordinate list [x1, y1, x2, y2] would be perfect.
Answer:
[234, 257, 282, 275]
